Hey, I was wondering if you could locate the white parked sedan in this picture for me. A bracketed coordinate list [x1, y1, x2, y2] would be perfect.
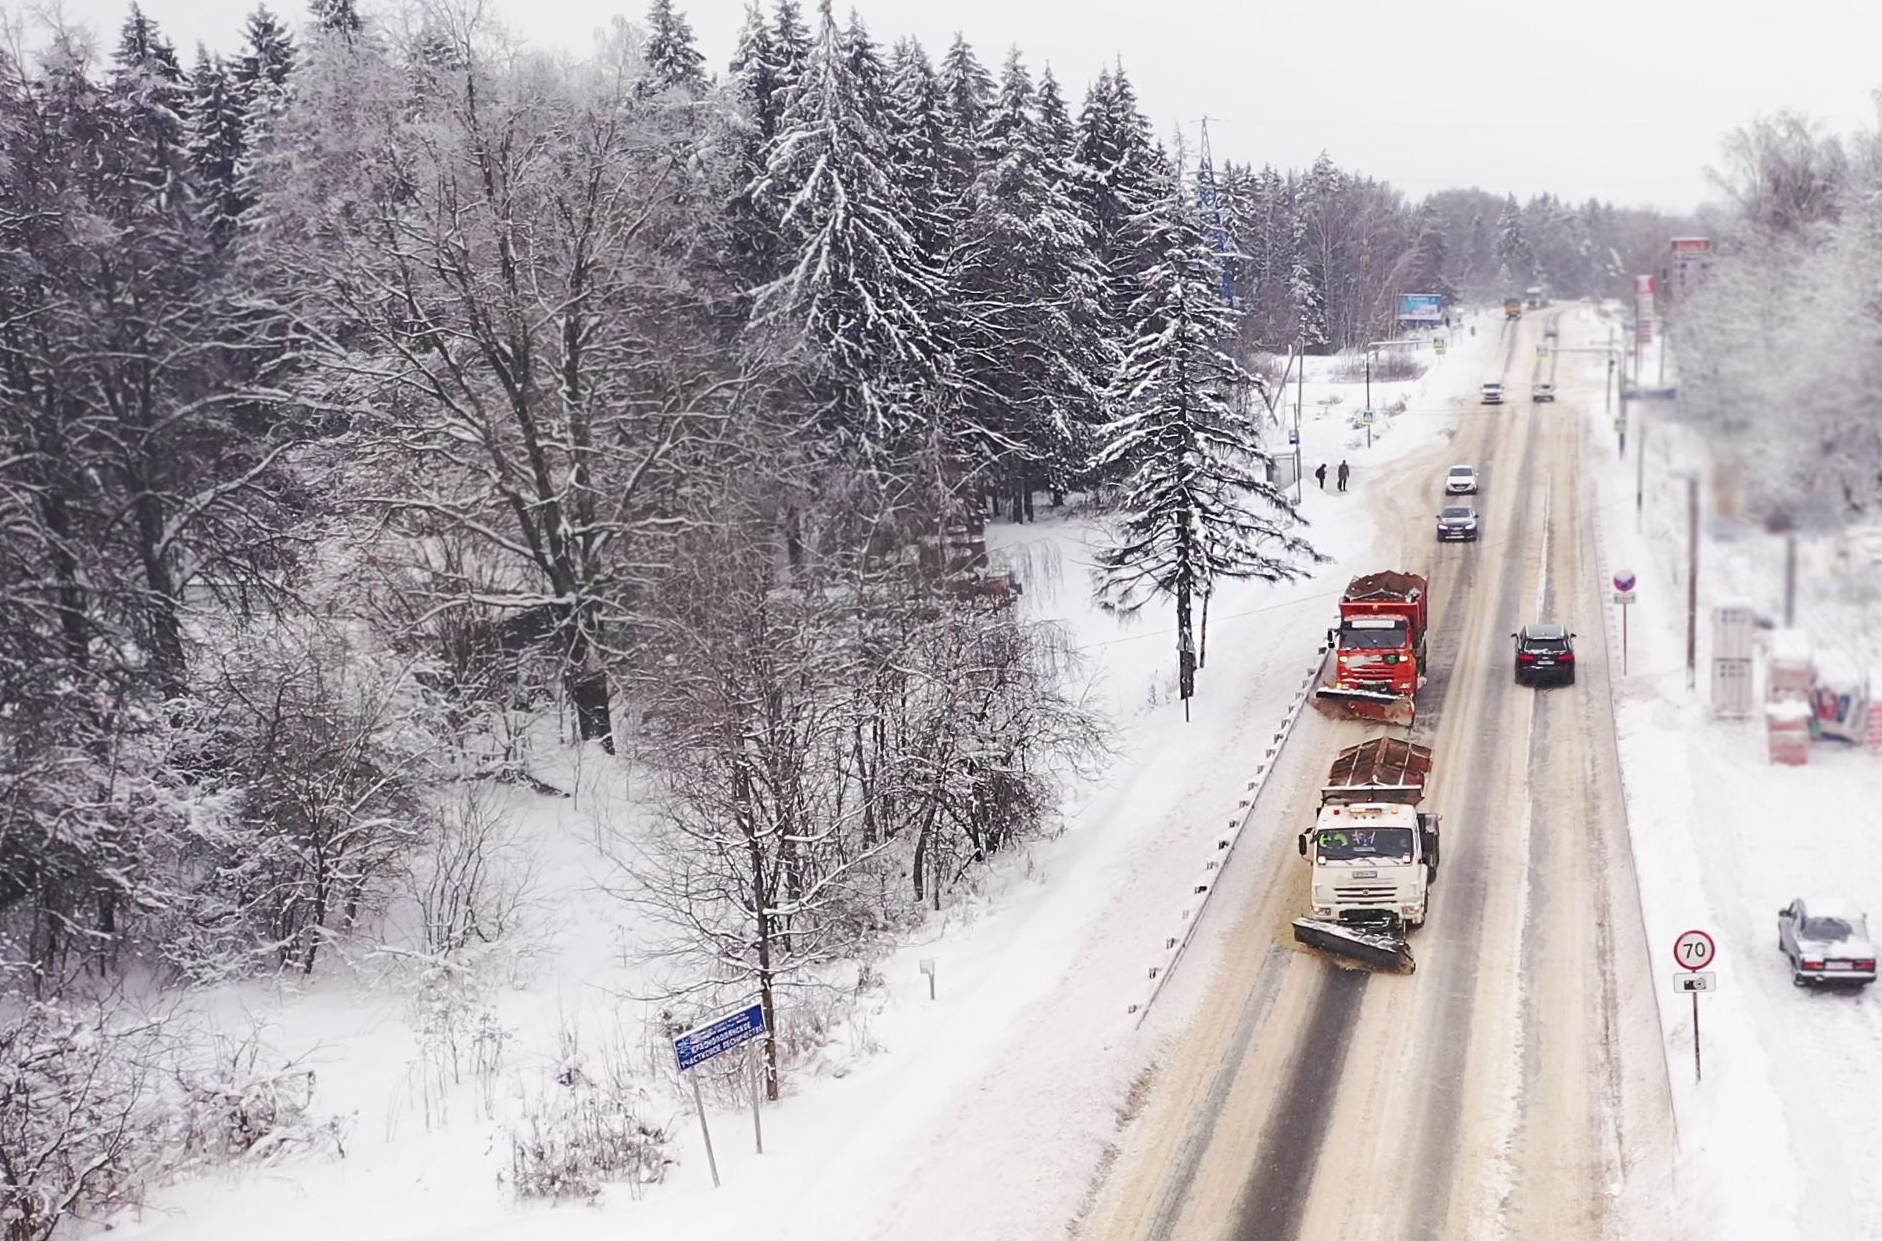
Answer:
[1445, 465, 1478, 495]
[1777, 897, 1878, 986]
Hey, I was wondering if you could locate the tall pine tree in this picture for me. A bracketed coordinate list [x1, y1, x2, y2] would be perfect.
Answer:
[186, 48, 247, 248]
[1093, 174, 1315, 716]
[643, 0, 706, 93]
[951, 49, 1109, 516]
[752, 0, 941, 455]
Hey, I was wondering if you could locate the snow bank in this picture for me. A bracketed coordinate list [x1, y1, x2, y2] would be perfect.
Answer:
[1576, 303, 1882, 1241]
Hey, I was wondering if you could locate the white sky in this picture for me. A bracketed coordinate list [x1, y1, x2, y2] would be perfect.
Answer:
[29, 0, 1882, 212]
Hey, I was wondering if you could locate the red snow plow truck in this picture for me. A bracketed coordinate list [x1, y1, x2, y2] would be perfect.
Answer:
[1313, 571, 1429, 727]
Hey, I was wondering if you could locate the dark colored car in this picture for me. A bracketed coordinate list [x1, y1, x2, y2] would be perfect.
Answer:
[1436, 505, 1479, 542]
[1512, 623, 1576, 684]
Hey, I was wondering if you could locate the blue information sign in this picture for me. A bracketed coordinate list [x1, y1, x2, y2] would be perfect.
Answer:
[675, 1002, 767, 1072]
[1396, 293, 1443, 323]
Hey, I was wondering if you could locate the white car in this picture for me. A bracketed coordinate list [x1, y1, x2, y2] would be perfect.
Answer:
[1481, 382, 1503, 405]
[1777, 897, 1877, 987]
[1532, 382, 1556, 403]
[1445, 465, 1478, 495]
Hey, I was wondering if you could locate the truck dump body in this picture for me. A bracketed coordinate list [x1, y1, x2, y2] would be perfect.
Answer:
[1322, 737, 1431, 805]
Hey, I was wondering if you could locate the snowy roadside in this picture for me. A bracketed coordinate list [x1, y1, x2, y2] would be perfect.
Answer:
[1576, 303, 1882, 1241]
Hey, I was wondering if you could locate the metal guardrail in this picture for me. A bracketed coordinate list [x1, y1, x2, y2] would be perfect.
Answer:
[1127, 645, 1330, 1024]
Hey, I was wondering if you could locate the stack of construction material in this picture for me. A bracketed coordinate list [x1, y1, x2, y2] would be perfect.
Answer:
[1766, 628, 1814, 765]
[1869, 670, 1882, 756]
[1767, 700, 1813, 765]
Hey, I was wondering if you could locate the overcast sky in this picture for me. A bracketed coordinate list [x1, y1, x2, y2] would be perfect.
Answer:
[29, 0, 1882, 212]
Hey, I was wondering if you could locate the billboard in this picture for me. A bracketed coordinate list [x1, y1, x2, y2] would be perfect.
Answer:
[1397, 293, 1444, 323]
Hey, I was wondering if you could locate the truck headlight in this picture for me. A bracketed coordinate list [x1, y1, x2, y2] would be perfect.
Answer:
[1315, 906, 1333, 917]
[1402, 904, 1422, 916]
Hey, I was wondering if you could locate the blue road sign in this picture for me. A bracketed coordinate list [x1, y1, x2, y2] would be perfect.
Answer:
[675, 1002, 767, 1072]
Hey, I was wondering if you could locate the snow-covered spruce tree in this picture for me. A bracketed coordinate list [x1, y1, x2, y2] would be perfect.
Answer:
[769, 0, 812, 98]
[883, 37, 953, 270]
[233, 6, 295, 99]
[186, 49, 248, 249]
[937, 33, 993, 187]
[751, 0, 941, 457]
[308, 0, 361, 39]
[723, 4, 785, 294]
[950, 49, 1109, 516]
[1093, 176, 1317, 718]
[643, 0, 705, 93]
[1074, 62, 1162, 329]
[1495, 193, 1534, 290]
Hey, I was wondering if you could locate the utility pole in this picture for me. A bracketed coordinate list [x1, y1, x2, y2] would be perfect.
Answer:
[1686, 474, 1699, 690]
[1636, 408, 1647, 532]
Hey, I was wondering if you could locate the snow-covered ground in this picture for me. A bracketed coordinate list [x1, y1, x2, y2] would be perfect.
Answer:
[103, 325, 1491, 1241]
[1576, 303, 1882, 1241]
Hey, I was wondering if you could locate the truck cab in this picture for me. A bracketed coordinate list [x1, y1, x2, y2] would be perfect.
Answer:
[1504, 298, 1522, 319]
[1299, 803, 1441, 931]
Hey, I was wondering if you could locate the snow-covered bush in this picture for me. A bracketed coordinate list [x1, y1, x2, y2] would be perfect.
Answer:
[169, 1026, 345, 1167]
[504, 1020, 669, 1202]
[0, 999, 171, 1241]
[402, 787, 537, 958]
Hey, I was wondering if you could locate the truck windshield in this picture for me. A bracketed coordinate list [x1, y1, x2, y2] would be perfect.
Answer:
[1340, 626, 1406, 650]
[1315, 827, 1414, 861]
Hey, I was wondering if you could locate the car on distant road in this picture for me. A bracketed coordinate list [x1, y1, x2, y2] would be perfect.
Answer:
[1532, 382, 1556, 403]
[1511, 623, 1575, 685]
[1444, 465, 1478, 495]
[1778, 898, 1877, 987]
[1435, 505, 1479, 543]
[1481, 382, 1503, 405]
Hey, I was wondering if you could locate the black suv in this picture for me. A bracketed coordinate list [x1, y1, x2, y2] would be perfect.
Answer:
[1512, 623, 1576, 685]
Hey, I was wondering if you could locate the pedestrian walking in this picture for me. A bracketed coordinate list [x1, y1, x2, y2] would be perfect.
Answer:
[1315, 463, 1328, 490]
[1337, 460, 1350, 491]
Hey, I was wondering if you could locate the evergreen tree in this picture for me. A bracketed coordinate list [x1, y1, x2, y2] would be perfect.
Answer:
[752, 0, 941, 454]
[1093, 176, 1315, 716]
[884, 37, 953, 271]
[840, 11, 889, 133]
[725, 5, 784, 293]
[1495, 193, 1534, 289]
[309, 0, 362, 37]
[644, 0, 706, 93]
[936, 34, 993, 207]
[1288, 211, 1329, 350]
[234, 6, 295, 100]
[110, 6, 190, 213]
[186, 48, 248, 248]
[770, 0, 812, 98]
[1073, 62, 1160, 326]
[952, 49, 1109, 513]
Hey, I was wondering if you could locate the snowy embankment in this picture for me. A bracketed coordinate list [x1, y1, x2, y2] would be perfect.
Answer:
[1578, 304, 1882, 1241]
[105, 327, 1484, 1241]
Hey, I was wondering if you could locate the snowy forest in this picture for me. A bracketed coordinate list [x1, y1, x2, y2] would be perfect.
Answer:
[1678, 111, 1882, 526]
[0, 0, 1693, 1232]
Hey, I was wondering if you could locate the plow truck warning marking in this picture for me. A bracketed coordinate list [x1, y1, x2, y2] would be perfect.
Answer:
[1292, 737, 1441, 973]
[1313, 570, 1430, 727]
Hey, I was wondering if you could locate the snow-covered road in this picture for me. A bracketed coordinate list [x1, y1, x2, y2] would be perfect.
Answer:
[1082, 307, 1676, 1241]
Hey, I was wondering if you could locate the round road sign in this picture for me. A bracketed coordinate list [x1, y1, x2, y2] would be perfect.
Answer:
[1613, 570, 1637, 593]
[1674, 929, 1716, 971]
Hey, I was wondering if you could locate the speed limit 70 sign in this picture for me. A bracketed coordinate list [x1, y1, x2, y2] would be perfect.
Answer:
[1674, 929, 1716, 971]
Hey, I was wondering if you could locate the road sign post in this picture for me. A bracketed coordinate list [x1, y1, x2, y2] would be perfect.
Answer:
[1613, 571, 1637, 675]
[674, 1001, 771, 1183]
[1673, 929, 1717, 1083]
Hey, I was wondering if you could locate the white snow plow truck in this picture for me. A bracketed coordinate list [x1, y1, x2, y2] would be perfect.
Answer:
[1292, 737, 1441, 973]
